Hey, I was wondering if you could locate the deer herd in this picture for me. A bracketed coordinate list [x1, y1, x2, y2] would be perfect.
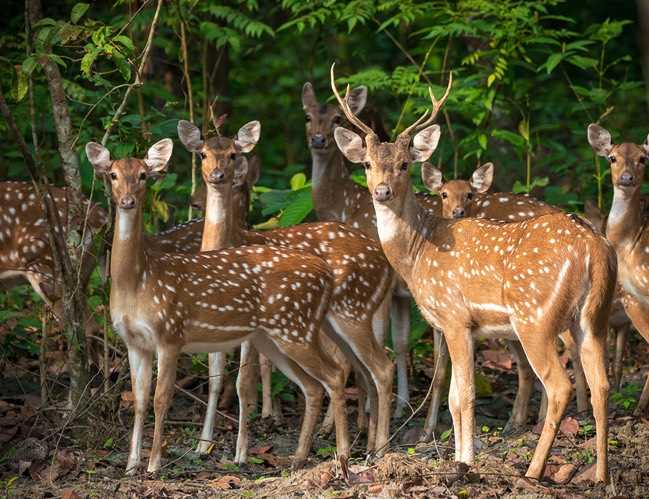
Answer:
[2, 62, 649, 484]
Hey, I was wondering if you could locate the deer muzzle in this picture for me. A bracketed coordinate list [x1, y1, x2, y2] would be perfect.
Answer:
[310, 134, 327, 149]
[617, 172, 635, 187]
[119, 195, 136, 210]
[373, 183, 393, 202]
[208, 170, 226, 185]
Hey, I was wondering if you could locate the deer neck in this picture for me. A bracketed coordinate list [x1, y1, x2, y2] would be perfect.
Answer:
[372, 187, 426, 282]
[201, 185, 239, 251]
[606, 186, 643, 249]
[110, 207, 146, 295]
[311, 148, 355, 220]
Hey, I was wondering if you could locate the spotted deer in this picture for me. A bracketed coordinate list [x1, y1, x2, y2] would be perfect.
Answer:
[419, 162, 589, 438]
[331, 65, 615, 482]
[85, 138, 351, 474]
[303, 82, 438, 417]
[0, 181, 107, 344]
[178, 118, 395, 459]
[588, 124, 649, 411]
[583, 200, 631, 390]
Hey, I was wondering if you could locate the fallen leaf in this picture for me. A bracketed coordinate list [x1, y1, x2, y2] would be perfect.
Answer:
[543, 463, 577, 484]
[481, 349, 513, 371]
[250, 444, 273, 455]
[62, 489, 84, 499]
[209, 475, 241, 490]
[367, 483, 383, 494]
[572, 464, 596, 484]
[559, 417, 579, 436]
[121, 391, 134, 402]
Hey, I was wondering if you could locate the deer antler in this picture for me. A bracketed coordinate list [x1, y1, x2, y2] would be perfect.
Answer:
[399, 73, 453, 138]
[330, 63, 375, 137]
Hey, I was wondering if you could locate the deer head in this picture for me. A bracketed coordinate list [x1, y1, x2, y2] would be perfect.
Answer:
[302, 82, 367, 153]
[588, 124, 649, 193]
[86, 139, 173, 209]
[421, 162, 494, 218]
[177, 119, 260, 190]
[330, 64, 450, 212]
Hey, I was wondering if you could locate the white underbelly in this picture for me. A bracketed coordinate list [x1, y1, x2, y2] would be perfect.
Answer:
[181, 335, 254, 354]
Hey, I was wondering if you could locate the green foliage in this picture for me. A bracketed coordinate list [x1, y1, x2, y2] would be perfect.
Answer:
[612, 383, 642, 411]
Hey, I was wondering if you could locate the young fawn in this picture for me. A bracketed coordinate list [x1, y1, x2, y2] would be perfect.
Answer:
[303, 82, 437, 418]
[588, 124, 649, 412]
[419, 162, 589, 438]
[85, 138, 350, 474]
[331, 64, 615, 482]
[177, 118, 395, 458]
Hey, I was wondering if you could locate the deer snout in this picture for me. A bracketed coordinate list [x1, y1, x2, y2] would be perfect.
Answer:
[119, 195, 136, 210]
[373, 183, 392, 202]
[208, 170, 226, 184]
[310, 134, 327, 149]
[452, 207, 465, 218]
[618, 172, 635, 187]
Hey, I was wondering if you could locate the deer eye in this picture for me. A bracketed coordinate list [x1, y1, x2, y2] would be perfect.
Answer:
[305, 115, 312, 123]
[230, 153, 236, 161]
[639, 157, 647, 165]
[200, 152, 206, 160]
[608, 155, 616, 163]
[467, 192, 473, 200]
[139, 172, 147, 181]
[363, 162, 371, 170]
[110, 172, 117, 180]
[441, 192, 448, 199]
[400, 162, 408, 172]
[332, 116, 342, 126]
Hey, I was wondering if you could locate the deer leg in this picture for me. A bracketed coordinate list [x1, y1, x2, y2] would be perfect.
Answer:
[260, 353, 274, 419]
[391, 294, 411, 418]
[613, 324, 628, 390]
[516, 326, 572, 481]
[125, 346, 153, 475]
[372, 290, 391, 346]
[573, 319, 609, 483]
[422, 328, 449, 442]
[503, 340, 535, 435]
[319, 328, 352, 436]
[252, 334, 324, 467]
[235, 341, 257, 465]
[620, 295, 649, 414]
[560, 330, 588, 413]
[197, 352, 226, 454]
[148, 345, 180, 473]
[444, 327, 475, 464]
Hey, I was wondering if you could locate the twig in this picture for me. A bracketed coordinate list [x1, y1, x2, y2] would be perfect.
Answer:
[100, 0, 163, 146]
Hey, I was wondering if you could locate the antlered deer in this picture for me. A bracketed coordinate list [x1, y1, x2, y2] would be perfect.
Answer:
[177, 118, 395, 460]
[85, 138, 350, 474]
[331, 64, 615, 482]
[419, 162, 589, 438]
[303, 82, 438, 417]
[588, 124, 649, 411]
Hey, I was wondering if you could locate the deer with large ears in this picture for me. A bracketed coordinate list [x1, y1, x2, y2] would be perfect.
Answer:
[588, 123, 649, 412]
[331, 63, 615, 482]
[302, 81, 438, 419]
[85, 138, 351, 475]
[419, 162, 589, 439]
[178, 117, 395, 459]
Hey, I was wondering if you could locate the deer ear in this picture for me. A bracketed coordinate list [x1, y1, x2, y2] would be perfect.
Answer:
[410, 125, 441, 162]
[587, 124, 613, 157]
[235, 121, 261, 153]
[85, 142, 112, 174]
[233, 156, 249, 187]
[347, 86, 368, 114]
[421, 162, 443, 192]
[177, 120, 204, 153]
[247, 155, 261, 186]
[334, 127, 366, 163]
[145, 138, 173, 173]
[302, 82, 317, 109]
[470, 162, 494, 193]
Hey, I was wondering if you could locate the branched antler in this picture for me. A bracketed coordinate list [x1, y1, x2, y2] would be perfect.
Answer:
[399, 74, 453, 138]
[330, 63, 375, 137]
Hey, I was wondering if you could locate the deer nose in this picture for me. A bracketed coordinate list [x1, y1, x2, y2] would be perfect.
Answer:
[119, 196, 136, 209]
[208, 170, 225, 184]
[618, 172, 634, 186]
[452, 207, 465, 218]
[373, 184, 392, 202]
[311, 134, 326, 149]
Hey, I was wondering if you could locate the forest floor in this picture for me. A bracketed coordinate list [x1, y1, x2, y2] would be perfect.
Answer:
[1, 331, 649, 498]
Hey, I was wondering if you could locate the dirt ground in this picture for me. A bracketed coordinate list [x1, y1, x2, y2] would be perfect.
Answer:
[2, 334, 649, 498]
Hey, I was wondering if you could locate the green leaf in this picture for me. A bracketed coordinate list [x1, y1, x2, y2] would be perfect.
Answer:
[491, 129, 525, 150]
[279, 188, 312, 227]
[47, 53, 67, 68]
[289, 172, 306, 190]
[81, 45, 99, 77]
[542, 53, 563, 74]
[113, 35, 135, 53]
[567, 55, 598, 70]
[112, 51, 131, 81]
[71, 3, 90, 24]
[103, 437, 114, 449]
[512, 180, 528, 194]
[11, 68, 29, 102]
[248, 456, 264, 464]
[440, 428, 452, 442]
[21, 56, 38, 76]
[478, 134, 487, 150]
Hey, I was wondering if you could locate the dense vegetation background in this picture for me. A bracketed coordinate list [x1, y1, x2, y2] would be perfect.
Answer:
[0, 0, 648, 468]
